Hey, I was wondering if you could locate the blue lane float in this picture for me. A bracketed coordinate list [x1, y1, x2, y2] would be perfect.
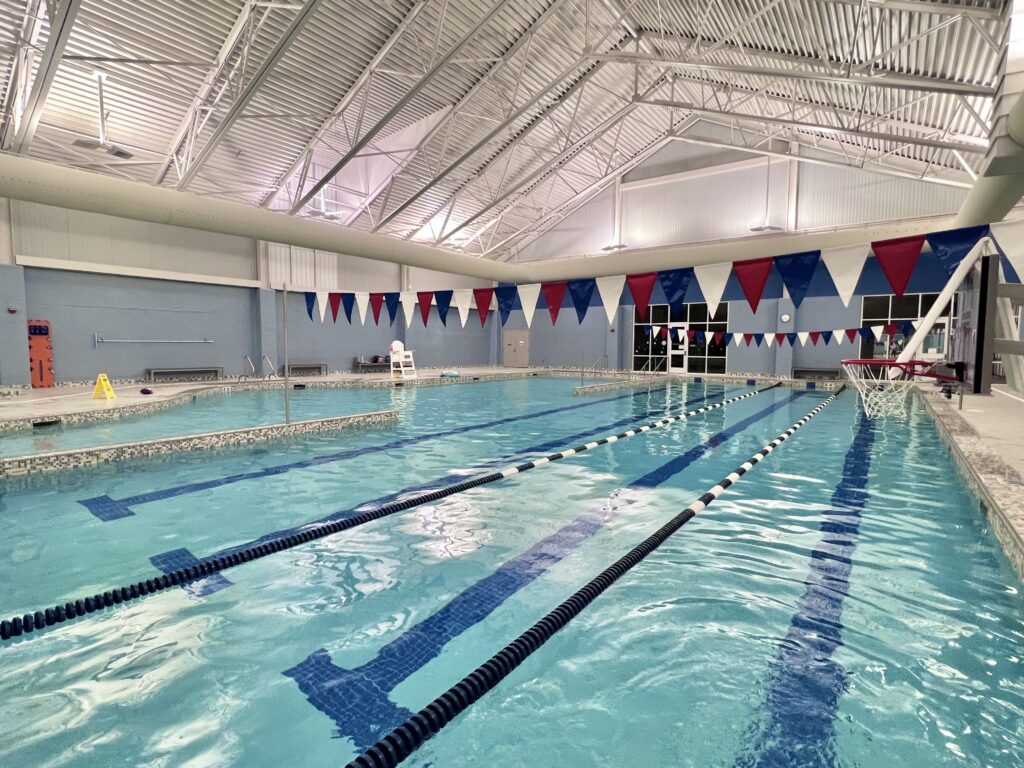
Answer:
[1, 385, 773, 644]
[149, 388, 717, 599]
[78, 385, 677, 521]
[285, 394, 800, 750]
[345, 388, 846, 768]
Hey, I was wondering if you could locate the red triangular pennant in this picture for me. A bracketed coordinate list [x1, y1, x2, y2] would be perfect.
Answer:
[328, 293, 342, 323]
[417, 291, 433, 326]
[686, 329, 696, 341]
[713, 331, 724, 345]
[871, 235, 925, 297]
[845, 328, 858, 343]
[369, 293, 384, 325]
[810, 330, 820, 345]
[473, 287, 494, 327]
[743, 333, 754, 346]
[626, 272, 657, 321]
[659, 326, 669, 339]
[884, 322, 897, 336]
[541, 282, 567, 324]
[775, 333, 786, 346]
[733, 257, 774, 313]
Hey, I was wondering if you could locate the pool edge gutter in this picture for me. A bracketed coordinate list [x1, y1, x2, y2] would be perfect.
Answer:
[919, 390, 1024, 581]
[0, 409, 399, 479]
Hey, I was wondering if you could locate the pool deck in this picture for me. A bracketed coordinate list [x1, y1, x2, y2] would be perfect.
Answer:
[920, 385, 1024, 580]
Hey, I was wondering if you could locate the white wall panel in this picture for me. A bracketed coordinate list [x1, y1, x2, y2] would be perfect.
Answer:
[513, 187, 615, 262]
[796, 164, 967, 230]
[623, 160, 789, 248]
[315, 250, 339, 289]
[289, 246, 316, 287]
[12, 201, 256, 280]
[337, 252, 398, 291]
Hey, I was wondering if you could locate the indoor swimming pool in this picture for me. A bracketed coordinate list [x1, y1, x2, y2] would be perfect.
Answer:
[0, 377, 1021, 767]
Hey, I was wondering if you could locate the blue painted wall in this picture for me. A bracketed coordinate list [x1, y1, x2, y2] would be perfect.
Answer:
[21, 269, 255, 381]
[0, 264, 30, 385]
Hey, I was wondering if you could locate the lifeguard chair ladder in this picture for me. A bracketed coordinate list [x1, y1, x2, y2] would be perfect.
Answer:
[390, 340, 417, 380]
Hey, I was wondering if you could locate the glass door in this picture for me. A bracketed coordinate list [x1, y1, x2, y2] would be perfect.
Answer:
[668, 323, 688, 373]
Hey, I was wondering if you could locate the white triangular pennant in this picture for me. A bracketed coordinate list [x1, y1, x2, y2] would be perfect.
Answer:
[765, 333, 774, 348]
[912, 319, 922, 329]
[518, 283, 541, 329]
[453, 289, 473, 328]
[871, 324, 884, 341]
[316, 291, 329, 323]
[797, 331, 809, 346]
[821, 244, 869, 307]
[400, 292, 417, 329]
[733, 333, 744, 347]
[693, 262, 732, 319]
[834, 328, 845, 345]
[595, 275, 626, 325]
[651, 325, 661, 339]
[353, 292, 368, 325]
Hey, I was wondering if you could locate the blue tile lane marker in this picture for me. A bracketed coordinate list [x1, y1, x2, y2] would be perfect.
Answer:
[80, 385, 693, 521]
[284, 393, 802, 750]
[734, 413, 875, 768]
[148, 390, 720, 597]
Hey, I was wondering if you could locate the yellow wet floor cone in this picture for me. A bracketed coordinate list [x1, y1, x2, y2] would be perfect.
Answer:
[92, 373, 116, 400]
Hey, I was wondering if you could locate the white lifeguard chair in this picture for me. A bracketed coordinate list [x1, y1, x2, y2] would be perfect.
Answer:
[390, 340, 417, 380]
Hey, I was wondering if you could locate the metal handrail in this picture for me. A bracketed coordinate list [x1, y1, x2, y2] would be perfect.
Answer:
[261, 354, 279, 379]
[581, 354, 610, 384]
[240, 355, 256, 383]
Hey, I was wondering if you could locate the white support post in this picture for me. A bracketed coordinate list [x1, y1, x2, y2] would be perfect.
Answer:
[896, 237, 989, 364]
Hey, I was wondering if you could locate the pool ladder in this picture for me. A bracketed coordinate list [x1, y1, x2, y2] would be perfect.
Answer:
[240, 355, 280, 383]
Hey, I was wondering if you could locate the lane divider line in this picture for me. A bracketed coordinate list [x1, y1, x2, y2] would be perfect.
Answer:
[146, 388, 717, 598]
[346, 386, 845, 768]
[78, 383, 683, 520]
[0, 384, 777, 644]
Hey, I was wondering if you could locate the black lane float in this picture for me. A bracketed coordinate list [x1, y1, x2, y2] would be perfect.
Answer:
[0, 384, 780, 643]
[347, 386, 846, 768]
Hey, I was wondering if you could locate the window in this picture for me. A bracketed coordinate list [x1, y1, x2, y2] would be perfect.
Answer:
[633, 302, 728, 373]
[858, 293, 958, 360]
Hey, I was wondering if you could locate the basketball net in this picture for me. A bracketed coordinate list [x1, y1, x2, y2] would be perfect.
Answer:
[840, 359, 937, 419]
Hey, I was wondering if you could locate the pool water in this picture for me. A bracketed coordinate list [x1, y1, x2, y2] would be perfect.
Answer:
[0, 377, 1021, 767]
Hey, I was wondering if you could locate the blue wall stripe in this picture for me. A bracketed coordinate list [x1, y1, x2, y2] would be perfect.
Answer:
[80, 385, 691, 521]
[284, 393, 801, 750]
[735, 414, 875, 768]
[148, 389, 718, 597]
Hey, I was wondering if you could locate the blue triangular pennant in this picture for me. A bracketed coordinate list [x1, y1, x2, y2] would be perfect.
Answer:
[340, 293, 355, 324]
[722, 332, 733, 346]
[926, 225, 989, 276]
[821, 330, 834, 345]
[383, 293, 400, 326]
[786, 332, 798, 346]
[695, 330, 706, 344]
[658, 268, 694, 306]
[774, 251, 820, 308]
[434, 290, 453, 326]
[494, 285, 518, 326]
[567, 279, 596, 323]
[859, 326, 873, 339]
[304, 292, 316, 321]
[754, 333, 764, 347]
[900, 320, 915, 337]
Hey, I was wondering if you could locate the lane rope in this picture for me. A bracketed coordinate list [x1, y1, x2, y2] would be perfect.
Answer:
[0, 384, 779, 644]
[347, 386, 845, 768]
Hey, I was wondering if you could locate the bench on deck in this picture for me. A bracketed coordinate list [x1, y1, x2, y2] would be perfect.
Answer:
[792, 367, 841, 380]
[353, 356, 390, 374]
[283, 362, 328, 377]
[145, 367, 223, 382]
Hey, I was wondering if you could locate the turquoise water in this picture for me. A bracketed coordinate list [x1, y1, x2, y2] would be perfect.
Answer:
[0, 385, 400, 457]
[0, 377, 1021, 767]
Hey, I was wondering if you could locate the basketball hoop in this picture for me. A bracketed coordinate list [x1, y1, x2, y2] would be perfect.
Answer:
[841, 358, 956, 419]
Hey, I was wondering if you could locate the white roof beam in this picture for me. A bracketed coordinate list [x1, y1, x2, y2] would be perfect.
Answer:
[4, 0, 82, 154]
[176, 0, 327, 190]
[592, 51, 996, 97]
[290, 0, 518, 214]
[258, 0, 430, 209]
